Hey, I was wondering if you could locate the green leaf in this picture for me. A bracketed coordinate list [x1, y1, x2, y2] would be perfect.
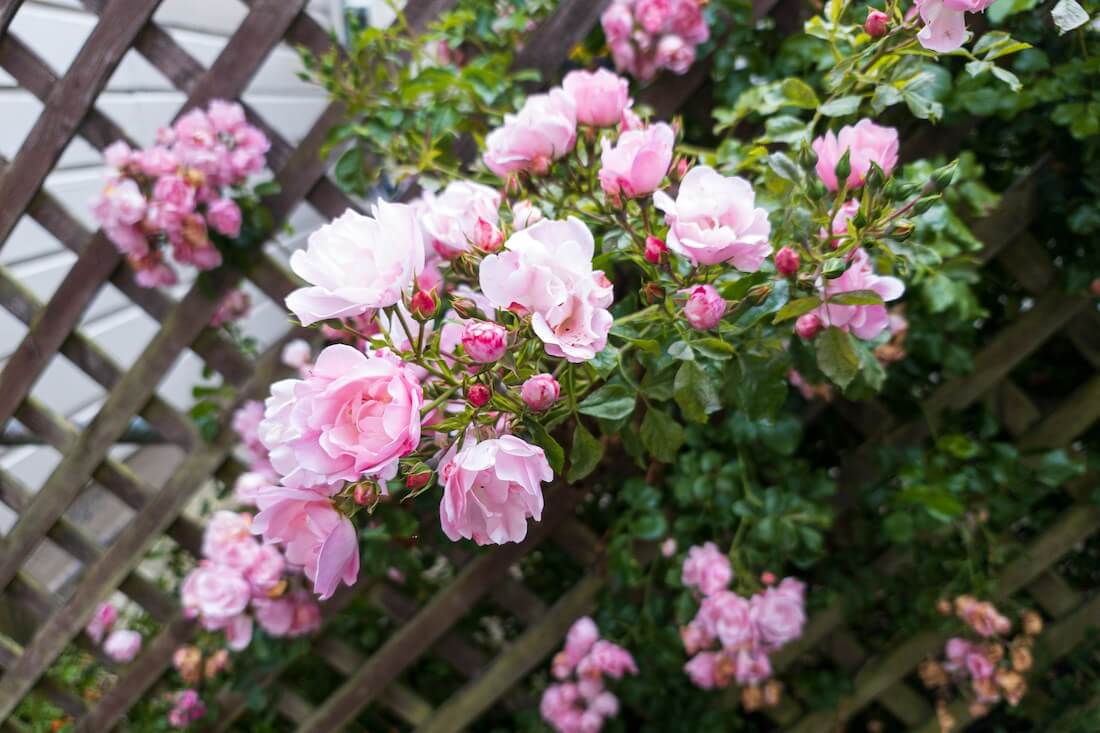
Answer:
[988, 0, 1038, 22]
[991, 66, 1022, 92]
[633, 513, 668, 541]
[1036, 450, 1085, 488]
[525, 419, 564, 475]
[773, 296, 822, 323]
[815, 327, 860, 389]
[767, 151, 803, 182]
[1052, 0, 1089, 33]
[673, 362, 721, 423]
[779, 78, 820, 109]
[567, 422, 604, 482]
[764, 115, 809, 144]
[693, 338, 735, 360]
[871, 85, 904, 113]
[577, 383, 636, 420]
[819, 95, 862, 117]
[828, 289, 884, 306]
[728, 351, 791, 420]
[640, 408, 684, 463]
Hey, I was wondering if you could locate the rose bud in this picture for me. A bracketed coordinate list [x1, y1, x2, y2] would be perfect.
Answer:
[683, 284, 726, 331]
[775, 246, 800, 276]
[864, 9, 889, 37]
[461, 320, 507, 363]
[644, 235, 667, 264]
[521, 374, 560, 411]
[353, 481, 379, 507]
[405, 467, 433, 492]
[467, 383, 491, 407]
[409, 288, 439, 321]
[761, 571, 777, 586]
[795, 313, 823, 340]
[473, 217, 503, 252]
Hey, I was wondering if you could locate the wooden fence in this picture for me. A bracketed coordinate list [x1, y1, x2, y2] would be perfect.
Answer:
[0, 0, 1097, 731]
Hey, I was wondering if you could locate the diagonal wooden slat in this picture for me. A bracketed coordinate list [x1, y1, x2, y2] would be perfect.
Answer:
[0, 0, 163, 248]
[0, 0, 24, 40]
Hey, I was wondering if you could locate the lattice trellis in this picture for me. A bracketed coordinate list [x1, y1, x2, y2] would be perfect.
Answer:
[0, 0, 1097, 731]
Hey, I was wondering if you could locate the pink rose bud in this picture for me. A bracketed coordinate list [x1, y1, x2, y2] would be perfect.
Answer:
[761, 571, 777, 586]
[795, 313, 823, 340]
[683, 284, 726, 331]
[353, 481, 379, 506]
[521, 374, 560, 411]
[865, 9, 889, 37]
[405, 468, 433, 491]
[461, 320, 507, 363]
[473, 217, 504, 253]
[644, 235, 667, 264]
[103, 629, 143, 663]
[86, 602, 119, 644]
[661, 538, 678, 557]
[775, 246, 800, 276]
[409, 288, 439, 321]
[467, 383, 492, 408]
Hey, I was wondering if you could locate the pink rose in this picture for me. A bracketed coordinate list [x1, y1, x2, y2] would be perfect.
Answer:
[480, 218, 614, 363]
[421, 180, 502, 258]
[698, 590, 756, 650]
[254, 597, 294, 636]
[577, 640, 638, 679]
[750, 581, 806, 649]
[93, 177, 146, 229]
[86, 601, 118, 643]
[181, 562, 251, 624]
[461, 320, 508, 363]
[944, 637, 973, 671]
[259, 345, 423, 486]
[916, 0, 968, 51]
[245, 543, 286, 595]
[103, 140, 133, 169]
[670, 0, 710, 43]
[684, 651, 719, 689]
[680, 622, 714, 655]
[865, 8, 889, 36]
[811, 248, 904, 340]
[106, 224, 150, 258]
[251, 486, 360, 600]
[733, 648, 773, 685]
[132, 252, 176, 287]
[521, 374, 560, 411]
[134, 146, 178, 177]
[153, 174, 196, 212]
[234, 471, 273, 505]
[655, 34, 695, 74]
[957, 597, 1010, 638]
[565, 617, 600, 664]
[281, 338, 312, 370]
[484, 89, 576, 177]
[681, 541, 732, 596]
[601, 1, 635, 41]
[223, 613, 253, 651]
[512, 200, 544, 230]
[438, 435, 552, 545]
[210, 288, 250, 328]
[202, 510, 253, 558]
[682, 284, 726, 331]
[599, 122, 675, 198]
[208, 99, 246, 133]
[966, 649, 995, 680]
[795, 312, 823, 340]
[812, 119, 899, 190]
[289, 590, 322, 636]
[206, 197, 242, 237]
[167, 689, 206, 729]
[286, 203, 425, 326]
[562, 69, 632, 127]
[654, 166, 771, 270]
[636, 0, 674, 33]
[103, 629, 142, 663]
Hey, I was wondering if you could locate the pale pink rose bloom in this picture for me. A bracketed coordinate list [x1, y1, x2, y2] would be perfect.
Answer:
[232, 401, 273, 476]
[698, 590, 756, 650]
[254, 597, 294, 636]
[943, 0, 997, 10]
[251, 487, 359, 600]
[153, 174, 197, 213]
[461, 320, 508, 363]
[750, 581, 806, 648]
[480, 218, 614, 363]
[966, 649, 995, 680]
[167, 689, 205, 729]
[134, 146, 178, 177]
[564, 617, 600, 664]
[86, 602, 118, 643]
[682, 284, 726, 331]
[286, 203, 425, 326]
[944, 637, 973, 671]
[680, 621, 714, 655]
[222, 613, 253, 651]
[521, 374, 560, 411]
[601, 1, 635, 41]
[577, 640, 638, 679]
[245, 543, 286, 595]
[636, 0, 674, 33]
[106, 224, 150, 258]
[259, 345, 423, 486]
[289, 590, 323, 636]
[661, 538, 677, 557]
[655, 34, 695, 74]
[684, 651, 719, 689]
[93, 177, 147, 229]
[208, 99, 246, 133]
[512, 200, 544, 230]
[421, 180, 502, 258]
[132, 252, 176, 287]
[202, 511, 253, 560]
[733, 648, 772, 684]
[957, 597, 1010, 638]
[206, 197, 242, 237]
[590, 691, 619, 716]
[540, 683, 583, 733]
[103, 140, 133, 169]
[438, 435, 552, 545]
[181, 562, 252, 624]
[830, 198, 862, 239]
[280, 338, 312, 370]
[681, 541, 733, 596]
[670, 0, 710, 43]
[103, 629, 142, 663]
[812, 248, 905, 340]
[210, 289, 250, 328]
[812, 119, 899, 190]
[916, 0, 968, 52]
[654, 166, 771, 270]
[599, 122, 674, 198]
[174, 108, 216, 150]
[562, 69, 632, 128]
[483, 89, 577, 177]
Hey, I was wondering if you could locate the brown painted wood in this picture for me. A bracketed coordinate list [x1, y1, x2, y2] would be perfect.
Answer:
[0, 0, 25, 41]
[515, 0, 610, 81]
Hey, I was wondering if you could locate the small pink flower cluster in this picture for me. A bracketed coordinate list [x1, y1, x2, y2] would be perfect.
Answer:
[166, 689, 206, 729]
[679, 546, 806, 700]
[180, 510, 320, 647]
[92, 100, 270, 288]
[85, 602, 144, 663]
[540, 617, 638, 733]
[920, 597, 1038, 724]
[601, 0, 710, 81]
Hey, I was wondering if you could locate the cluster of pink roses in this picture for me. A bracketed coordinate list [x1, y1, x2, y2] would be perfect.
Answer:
[92, 99, 270, 288]
[540, 617, 638, 733]
[180, 509, 320, 645]
[601, 0, 709, 81]
[920, 597, 1040, 725]
[166, 689, 206, 729]
[679, 544, 806, 703]
[85, 601, 143, 663]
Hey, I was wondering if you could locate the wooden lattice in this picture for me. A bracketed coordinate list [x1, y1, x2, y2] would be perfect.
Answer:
[0, 0, 1097, 731]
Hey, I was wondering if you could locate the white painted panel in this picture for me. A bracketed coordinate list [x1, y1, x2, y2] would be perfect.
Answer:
[157, 349, 207, 410]
[29, 352, 104, 416]
[0, 215, 65, 267]
[0, 444, 62, 495]
[83, 304, 160, 369]
[6, 250, 76, 303]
